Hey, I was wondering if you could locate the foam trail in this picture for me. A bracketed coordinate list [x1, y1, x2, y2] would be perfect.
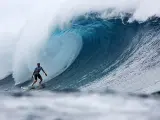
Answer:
[0, 0, 160, 84]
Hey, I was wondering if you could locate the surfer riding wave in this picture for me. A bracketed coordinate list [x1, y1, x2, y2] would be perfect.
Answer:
[31, 63, 47, 87]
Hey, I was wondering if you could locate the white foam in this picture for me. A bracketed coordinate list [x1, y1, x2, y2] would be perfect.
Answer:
[0, 92, 159, 120]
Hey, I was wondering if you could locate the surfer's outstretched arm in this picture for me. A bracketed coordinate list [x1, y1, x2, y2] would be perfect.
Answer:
[42, 68, 47, 76]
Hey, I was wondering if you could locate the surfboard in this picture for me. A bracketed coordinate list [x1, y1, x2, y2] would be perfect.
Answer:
[21, 86, 35, 91]
[21, 84, 45, 91]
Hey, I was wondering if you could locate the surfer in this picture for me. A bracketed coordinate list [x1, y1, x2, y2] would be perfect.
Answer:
[31, 63, 47, 87]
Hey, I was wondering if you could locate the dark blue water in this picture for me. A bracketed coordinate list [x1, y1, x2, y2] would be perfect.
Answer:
[45, 15, 160, 91]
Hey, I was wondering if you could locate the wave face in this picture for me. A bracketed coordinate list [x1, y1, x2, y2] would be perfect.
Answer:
[47, 16, 139, 89]
[82, 18, 160, 93]
[47, 16, 160, 93]
[1, 0, 160, 93]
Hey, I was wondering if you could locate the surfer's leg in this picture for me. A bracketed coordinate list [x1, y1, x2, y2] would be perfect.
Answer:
[38, 74, 43, 85]
[32, 75, 37, 86]
[31, 80, 37, 86]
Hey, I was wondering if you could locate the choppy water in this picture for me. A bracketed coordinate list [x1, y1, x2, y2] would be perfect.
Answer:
[0, 91, 160, 120]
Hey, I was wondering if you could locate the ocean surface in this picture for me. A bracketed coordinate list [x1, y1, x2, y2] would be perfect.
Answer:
[1, 0, 160, 120]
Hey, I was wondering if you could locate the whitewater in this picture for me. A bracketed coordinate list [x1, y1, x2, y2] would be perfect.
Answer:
[1, 0, 160, 120]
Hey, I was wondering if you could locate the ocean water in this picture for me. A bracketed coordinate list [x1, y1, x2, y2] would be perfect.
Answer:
[1, 0, 160, 119]
[0, 91, 160, 120]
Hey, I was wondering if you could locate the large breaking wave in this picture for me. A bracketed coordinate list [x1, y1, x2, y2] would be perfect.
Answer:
[1, 0, 160, 93]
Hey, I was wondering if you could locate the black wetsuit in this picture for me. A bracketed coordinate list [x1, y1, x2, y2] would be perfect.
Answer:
[34, 66, 43, 80]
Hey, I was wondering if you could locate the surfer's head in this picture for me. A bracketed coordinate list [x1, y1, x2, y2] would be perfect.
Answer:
[37, 63, 40, 67]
